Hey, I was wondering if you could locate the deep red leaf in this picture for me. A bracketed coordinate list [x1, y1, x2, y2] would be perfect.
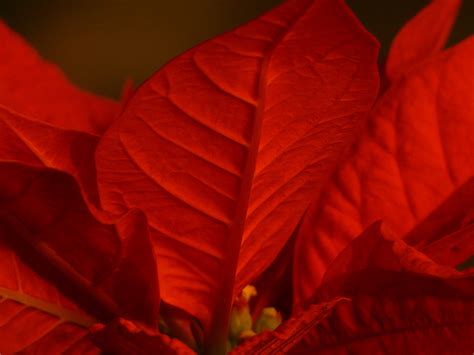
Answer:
[385, 0, 461, 82]
[92, 318, 195, 355]
[292, 281, 474, 354]
[290, 223, 474, 354]
[293, 33, 474, 306]
[0, 226, 100, 353]
[0, 21, 119, 134]
[95, 0, 379, 342]
[0, 164, 160, 326]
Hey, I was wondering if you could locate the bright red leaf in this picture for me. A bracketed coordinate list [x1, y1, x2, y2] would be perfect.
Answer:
[293, 23, 474, 305]
[95, 0, 379, 344]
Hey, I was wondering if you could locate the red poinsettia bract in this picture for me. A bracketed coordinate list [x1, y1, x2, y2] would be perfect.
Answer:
[0, 0, 472, 354]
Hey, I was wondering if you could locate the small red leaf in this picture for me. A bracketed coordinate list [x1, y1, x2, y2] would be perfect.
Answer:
[0, 21, 119, 134]
[386, 0, 461, 82]
[96, 0, 379, 339]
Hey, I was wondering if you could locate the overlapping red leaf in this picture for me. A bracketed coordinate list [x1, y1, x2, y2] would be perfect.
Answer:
[293, 3, 473, 304]
[0, 20, 160, 353]
[290, 223, 474, 354]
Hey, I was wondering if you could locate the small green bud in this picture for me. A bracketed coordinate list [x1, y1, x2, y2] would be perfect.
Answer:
[229, 305, 253, 339]
[229, 285, 257, 340]
[254, 307, 282, 333]
[239, 329, 256, 339]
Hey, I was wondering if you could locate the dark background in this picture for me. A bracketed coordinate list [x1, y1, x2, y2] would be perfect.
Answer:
[0, 0, 472, 98]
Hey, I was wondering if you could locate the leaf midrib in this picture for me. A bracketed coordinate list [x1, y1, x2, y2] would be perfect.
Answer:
[206, 0, 316, 350]
[0, 286, 95, 327]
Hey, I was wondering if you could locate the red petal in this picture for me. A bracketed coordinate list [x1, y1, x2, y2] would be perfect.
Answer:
[386, 0, 461, 82]
[0, 22, 119, 134]
[293, 36, 474, 306]
[92, 318, 195, 355]
[290, 223, 474, 354]
[96, 0, 379, 336]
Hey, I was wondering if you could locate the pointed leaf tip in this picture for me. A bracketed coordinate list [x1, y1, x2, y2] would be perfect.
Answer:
[386, 0, 462, 81]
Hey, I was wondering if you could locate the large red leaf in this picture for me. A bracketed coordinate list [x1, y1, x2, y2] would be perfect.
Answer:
[290, 223, 474, 354]
[0, 226, 100, 353]
[293, 34, 474, 305]
[0, 163, 160, 326]
[95, 0, 379, 339]
[386, 0, 461, 82]
[0, 21, 118, 134]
